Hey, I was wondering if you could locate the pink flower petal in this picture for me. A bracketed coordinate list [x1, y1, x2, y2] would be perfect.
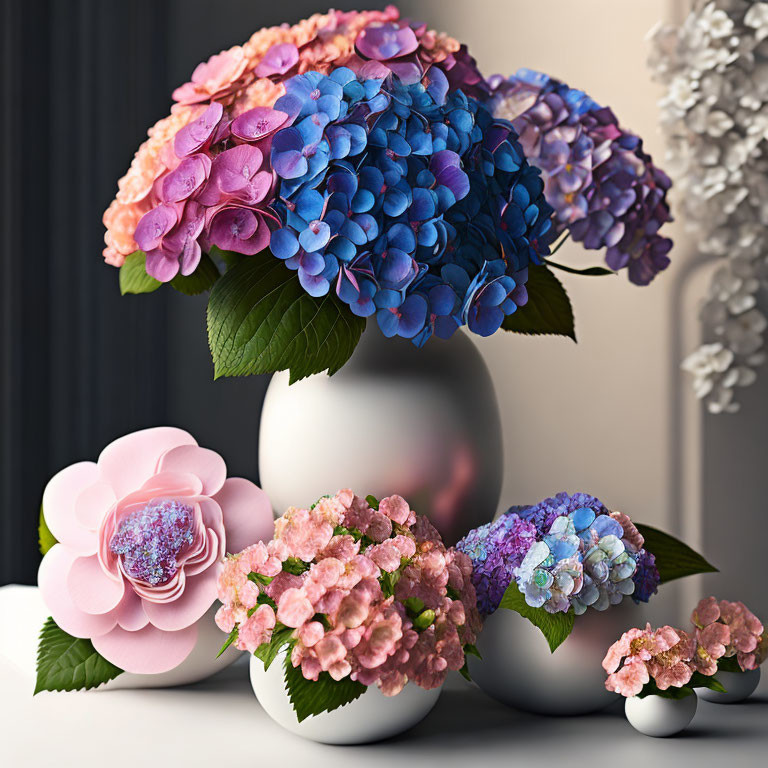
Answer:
[213, 477, 274, 553]
[67, 555, 125, 615]
[138, 470, 203, 497]
[75, 482, 116, 531]
[142, 566, 219, 631]
[38, 545, 117, 638]
[157, 444, 227, 496]
[97, 427, 197, 498]
[42, 462, 101, 555]
[114, 588, 149, 631]
[92, 623, 198, 674]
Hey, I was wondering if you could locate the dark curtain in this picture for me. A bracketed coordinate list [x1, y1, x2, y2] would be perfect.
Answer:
[0, 0, 389, 586]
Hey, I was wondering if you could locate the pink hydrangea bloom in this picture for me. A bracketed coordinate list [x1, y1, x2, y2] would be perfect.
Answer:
[101, 6, 474, 284]
[216, 490, 481, 696]
[691, 596, 765, 672]
[603, 623, 695, 697]
[39, 427, 274, 674]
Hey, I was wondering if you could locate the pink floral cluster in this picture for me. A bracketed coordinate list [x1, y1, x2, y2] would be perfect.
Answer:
[215, 490, 481, 696]
[691, 597, 766, 673]
[102, 6, 473, 278]
[603, 597, 767, 697]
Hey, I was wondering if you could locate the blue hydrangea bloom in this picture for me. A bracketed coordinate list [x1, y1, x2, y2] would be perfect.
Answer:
[267, 66, 554, 343]
[458, 492, 661, 616]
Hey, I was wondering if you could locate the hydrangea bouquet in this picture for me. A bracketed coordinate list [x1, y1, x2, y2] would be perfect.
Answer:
[215, 489, 481, 721]
[457, 492, 716, 652]
[603, 596, 766, 699]
[105, 7, 673, 382]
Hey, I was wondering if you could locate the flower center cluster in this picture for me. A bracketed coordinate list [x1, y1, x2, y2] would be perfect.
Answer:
[109, 499, 194, 586]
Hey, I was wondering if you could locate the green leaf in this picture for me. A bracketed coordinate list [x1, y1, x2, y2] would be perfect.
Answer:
[545, 259, 616, 277]
[498, 581, 575, 653]
[209, 245, 246, 272]
[207, 253, 366, 383]
[365, 494, 379, 510]
[254, 624, 295, 671]
[635, 523, 718, 584]
[38, 505, 57, 556]
[284, 652, 366, 722]
[282, 557, 310, 576]
[119, 251, 161, 295]
[716, 655, 743, 674]
[689, 671, 727, 693]
[501, 264, 576, 341]
[170, 252, 220, 295]
[637, 678, 695, 699]
[464, 643, 482, 660]
[217, 628, 238, 659]
[35, 617, 122, 693]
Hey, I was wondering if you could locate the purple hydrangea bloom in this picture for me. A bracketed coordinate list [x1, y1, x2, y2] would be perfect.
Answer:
[488, 69, 673, 286]
[632, 549, 661, 602]
[456, 512, 537, 615]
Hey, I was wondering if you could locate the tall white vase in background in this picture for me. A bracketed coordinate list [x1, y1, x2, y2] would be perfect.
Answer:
[259, 327, 503, 544]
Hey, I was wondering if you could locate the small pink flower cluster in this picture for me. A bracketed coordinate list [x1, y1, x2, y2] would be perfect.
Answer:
[691, 597, 766, 673]
[603, 624, 697, 697]
[102, 6, 463, 274]
[215, 490, 481, 696]
[603, 596, 767, 697]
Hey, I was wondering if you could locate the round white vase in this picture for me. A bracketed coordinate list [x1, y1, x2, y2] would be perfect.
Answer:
[103, 605, 240, 690]
[470, 601, 648, 715]
[258, 326, 502, 544]
[624, 693, 697, 737]
[249, 654, 441, 744]
[697, 668, 761, 704]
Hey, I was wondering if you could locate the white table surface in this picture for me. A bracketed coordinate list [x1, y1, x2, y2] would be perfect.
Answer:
[1, 585, 766, 767]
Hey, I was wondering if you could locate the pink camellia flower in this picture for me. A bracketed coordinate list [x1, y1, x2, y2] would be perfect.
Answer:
[38, 427, 274, 674]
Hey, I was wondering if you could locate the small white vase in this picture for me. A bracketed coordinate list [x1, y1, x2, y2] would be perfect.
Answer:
[624, 693, 697, 737]
[103, 606, 240, 690]
[697, 668, 761, 704]
[471, 601, 647, 715]
[249, 653, 441, 744]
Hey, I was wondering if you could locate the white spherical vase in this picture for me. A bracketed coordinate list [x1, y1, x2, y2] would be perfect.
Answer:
[624, 693, 697, 737]
[258, 326, 502, 545]
[103, 606, 240, 690]
[697, 668, 761, 704]
[470, 601, 647, 715]
[249, 653, 441, 744]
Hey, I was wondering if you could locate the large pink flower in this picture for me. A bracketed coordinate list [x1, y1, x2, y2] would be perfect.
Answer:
[38, 427, 274, 674]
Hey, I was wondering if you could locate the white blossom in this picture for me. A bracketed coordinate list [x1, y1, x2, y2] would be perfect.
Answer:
[650, 1, 768, 413]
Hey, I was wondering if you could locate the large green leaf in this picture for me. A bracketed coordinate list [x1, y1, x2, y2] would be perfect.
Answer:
[207, 253, 366, 383]
[119, 251, 161, 295]
[635, 523, 718, 584]
[170, 252, 220, 295]
[502, 264, 576, 341]
[283, 653, 366, 722]
[38, 506, 57, 556]
[35, 617, 123, 693]
[498, 581, 575, 653]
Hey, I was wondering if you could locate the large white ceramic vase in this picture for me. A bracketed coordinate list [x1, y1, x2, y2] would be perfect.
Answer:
[249, 654, 441, 744]
[258, 326, 503, 544]
[470, 601, 649, 715]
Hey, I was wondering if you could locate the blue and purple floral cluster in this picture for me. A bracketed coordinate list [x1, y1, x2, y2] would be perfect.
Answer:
[268, 66, 553, 344]
[457, 491, 660, 616]
[490, 69, 673, 286]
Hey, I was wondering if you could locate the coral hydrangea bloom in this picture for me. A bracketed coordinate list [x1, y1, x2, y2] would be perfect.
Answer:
[216, 490, 480, 696]
[38, 427, 274, 674]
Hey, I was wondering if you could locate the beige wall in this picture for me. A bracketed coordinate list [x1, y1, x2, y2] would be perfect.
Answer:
[397, 1, 709, 616]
